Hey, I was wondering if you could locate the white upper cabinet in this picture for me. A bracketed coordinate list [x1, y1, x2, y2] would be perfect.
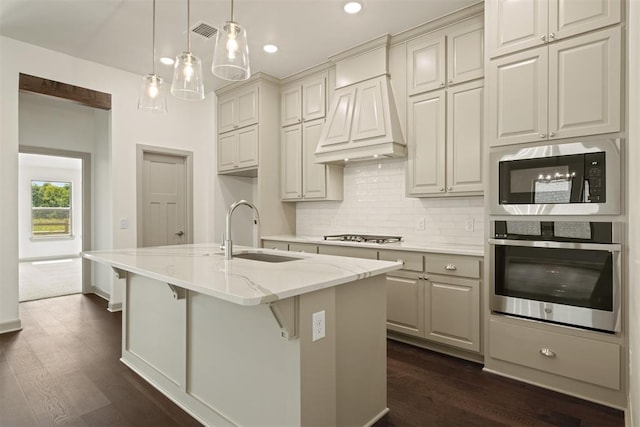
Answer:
[446, 81, 484, 194]
[487, 0, 621, 58]
[407, 16, 484, 96]
[281, 125, 303, 199]
[407, 35, 446, 95]
[407, 90, 446, 195]
[488, 26, 621, 146]
[218, 84, 259, 134]
[281, 73, 327, 127]
[218, 124, 259, 173]
[302, 119, 329, 199]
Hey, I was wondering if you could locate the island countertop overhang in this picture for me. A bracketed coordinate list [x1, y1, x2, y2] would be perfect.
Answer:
[83, 243, 402, 306]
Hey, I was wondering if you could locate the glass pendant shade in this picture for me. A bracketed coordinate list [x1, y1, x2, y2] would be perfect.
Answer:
[212, 21, 250, 81]
[138, 74, 167, 113]
[171, 52, 205, 100]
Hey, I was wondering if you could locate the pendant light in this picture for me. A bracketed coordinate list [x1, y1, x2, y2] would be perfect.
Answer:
[171, 0, 205, 100]
[211, 0, 250, 81]
[138, 0, 167, 113]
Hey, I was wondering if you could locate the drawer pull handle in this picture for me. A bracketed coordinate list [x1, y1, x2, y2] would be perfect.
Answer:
[445, 264, 457, 271]
[539, 348, 556, 358]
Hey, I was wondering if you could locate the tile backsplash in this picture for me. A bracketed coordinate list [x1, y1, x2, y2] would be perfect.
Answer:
[296, 159, 485, 246]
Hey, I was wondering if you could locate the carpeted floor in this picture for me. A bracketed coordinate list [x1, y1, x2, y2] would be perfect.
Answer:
[19, 257, 82, 302]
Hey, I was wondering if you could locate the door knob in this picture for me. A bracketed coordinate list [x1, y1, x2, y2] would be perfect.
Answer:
[175, 231, 184, 236]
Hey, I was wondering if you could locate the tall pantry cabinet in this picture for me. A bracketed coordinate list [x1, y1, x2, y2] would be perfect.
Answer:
[404, 15, 485, 197]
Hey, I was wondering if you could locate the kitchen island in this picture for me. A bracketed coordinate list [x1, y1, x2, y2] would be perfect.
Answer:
[83, 244, 402, 427]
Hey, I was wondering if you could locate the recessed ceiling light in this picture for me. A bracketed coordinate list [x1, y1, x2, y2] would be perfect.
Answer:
[160, 56, 175, 66]
[263, 44, 279, 54]
[344, 1, 362, 14]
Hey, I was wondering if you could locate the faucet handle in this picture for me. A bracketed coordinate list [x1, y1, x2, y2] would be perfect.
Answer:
[219, 233, 226, 250]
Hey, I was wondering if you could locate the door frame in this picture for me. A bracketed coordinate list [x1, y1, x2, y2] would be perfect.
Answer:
[19, 145, 92, 295]
[136, 145, 194, 247]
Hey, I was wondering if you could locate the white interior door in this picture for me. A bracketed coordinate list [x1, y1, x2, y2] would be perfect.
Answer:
[141, 151, 188, 247]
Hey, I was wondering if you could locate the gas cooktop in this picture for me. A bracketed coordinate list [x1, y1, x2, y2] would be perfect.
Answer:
[323, 234, 402, 244]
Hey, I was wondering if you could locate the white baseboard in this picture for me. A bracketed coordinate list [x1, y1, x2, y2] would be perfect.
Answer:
[108, 301, 122, 312]
[0, 319, 22, 334]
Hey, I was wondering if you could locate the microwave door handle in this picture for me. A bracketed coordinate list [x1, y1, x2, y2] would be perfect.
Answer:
[488, 238, 621, 252]
[583, 178, 590, 202]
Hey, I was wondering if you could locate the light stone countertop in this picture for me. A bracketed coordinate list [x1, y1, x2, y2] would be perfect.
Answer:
[262, 235, 485, 257]
[83, 243, 402, 306]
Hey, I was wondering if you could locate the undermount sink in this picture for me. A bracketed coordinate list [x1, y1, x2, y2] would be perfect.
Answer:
[233, 252, 302, 263]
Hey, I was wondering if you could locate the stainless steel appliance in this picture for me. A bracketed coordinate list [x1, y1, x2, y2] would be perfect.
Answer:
[489, 220, 622, 332]
[323, 234, 402, 244]
[490, 138, 621, 215]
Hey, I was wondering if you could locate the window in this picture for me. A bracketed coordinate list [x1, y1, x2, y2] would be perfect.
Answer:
[31, 180, 72, 238]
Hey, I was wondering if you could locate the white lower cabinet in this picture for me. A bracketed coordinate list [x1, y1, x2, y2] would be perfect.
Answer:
[380, 250, 482, 354]
[489, 319, 620, 390]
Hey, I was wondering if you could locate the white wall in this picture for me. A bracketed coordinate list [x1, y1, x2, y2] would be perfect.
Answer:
[296, 159, 484, 246]
[0, 36, 217, 332]
[18, 154, 83, 260]
[627, 0, 639, 423]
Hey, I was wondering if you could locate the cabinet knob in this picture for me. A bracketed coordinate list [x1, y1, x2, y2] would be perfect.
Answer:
[440, 82, 445, 87]
[447, 186, 452, 191]
[418, 275, 424, 280]
[445, 263, 457, 271]
[549, 33, 556, 40]
[539, 133, 547, 138]
[549, 131, 556, 137]
[539, 348, 557, 358]
[541, 35, 546, 42]
[448, 79, 453, 84]
[439, 187, 444, 192]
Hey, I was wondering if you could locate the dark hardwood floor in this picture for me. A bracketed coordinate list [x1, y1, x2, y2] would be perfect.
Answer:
[0, 294, 625, 426]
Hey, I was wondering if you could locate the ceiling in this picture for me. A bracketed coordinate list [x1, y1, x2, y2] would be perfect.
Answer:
[0, 0, 479, 92]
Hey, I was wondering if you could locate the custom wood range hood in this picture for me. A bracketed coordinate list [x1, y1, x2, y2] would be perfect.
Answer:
[315, 35, 406, 165]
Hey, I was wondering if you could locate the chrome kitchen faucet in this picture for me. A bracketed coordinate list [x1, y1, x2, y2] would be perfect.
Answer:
[224, 200, 260, 260]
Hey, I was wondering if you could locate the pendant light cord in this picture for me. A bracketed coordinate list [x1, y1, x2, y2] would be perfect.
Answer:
[152, 0, 156, 75]
[187, 0, 191, 52]
[230, 0, 235, 22]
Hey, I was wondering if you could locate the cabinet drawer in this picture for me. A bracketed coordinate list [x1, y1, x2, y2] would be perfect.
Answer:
[425, 255, 480, 278]
[288, 243, 318, 254]
[262, 240, 288, 251]
[378, 250, 423, 272]
[318, 245, 377, 260]
[489, 319, 620, 390]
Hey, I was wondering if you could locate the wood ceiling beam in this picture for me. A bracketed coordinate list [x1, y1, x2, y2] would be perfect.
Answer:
[18, 73, 112, 110]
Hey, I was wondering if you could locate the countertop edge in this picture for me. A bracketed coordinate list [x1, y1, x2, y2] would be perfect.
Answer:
[262, 235, 485, 257]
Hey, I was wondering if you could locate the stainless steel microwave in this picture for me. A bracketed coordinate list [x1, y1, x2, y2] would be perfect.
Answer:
[490, 139, 621, 215]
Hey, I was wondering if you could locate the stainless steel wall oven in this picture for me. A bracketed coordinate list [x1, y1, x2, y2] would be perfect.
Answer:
[489, 220, 622, 333]
[490, 138, 621, 215]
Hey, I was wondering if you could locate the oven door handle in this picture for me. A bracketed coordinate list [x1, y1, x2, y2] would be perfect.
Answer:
[488, 238, 621, 252]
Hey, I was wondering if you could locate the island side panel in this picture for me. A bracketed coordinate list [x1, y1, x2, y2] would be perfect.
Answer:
[124, 274, 186, 387]
[187, 292, 303, 426]
[335, 275, 388, 425]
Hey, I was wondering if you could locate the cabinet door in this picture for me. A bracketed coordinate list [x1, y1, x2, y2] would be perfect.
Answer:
[281, 125, 303, 200]
[386, 271, 424, 337]
[550, 0, 621, 41]
[218, 132, 237, 172]
[262, 240, 289, 251]
[351, 78, 387, 142]
[548, 26, 621, 140]
[487, 0, 548, 58]
[237, 125, 259, 169]
[447, 81, 484, 194]
[218, 95, 237, 134]
[302, 119, 327, 199]
[237, 85, 259, 129]
[447, 18, 484, 85]
[488, 47, 548, 147]
[281, 85, 302, 127]
[424, 276, 480, 352]
[406, 90, 445, 195]
[407, 35, 446, 95]
[288, 243, 319, 254]
[302, 75, 326, 122]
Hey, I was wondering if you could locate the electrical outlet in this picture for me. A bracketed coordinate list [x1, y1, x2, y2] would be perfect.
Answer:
[119, 218, 128, 230]
[417, 217, 425, 231]
[312, 310, 325, 342]
[465, 219, 474, 232]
